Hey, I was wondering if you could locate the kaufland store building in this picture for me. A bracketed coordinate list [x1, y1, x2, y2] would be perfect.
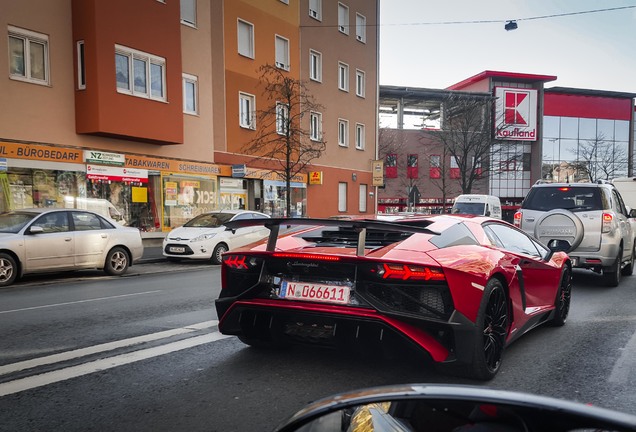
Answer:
[378, 71, 636, 220]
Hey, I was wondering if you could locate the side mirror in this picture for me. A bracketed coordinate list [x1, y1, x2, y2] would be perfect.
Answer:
[485, 211, 491, 216]
[629, 208, 636, 219]
[28, 225, 44, 235]
[545, 238, 571, 261]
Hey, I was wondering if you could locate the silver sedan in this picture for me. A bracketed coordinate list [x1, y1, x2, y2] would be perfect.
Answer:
[0, 208, 144, 287]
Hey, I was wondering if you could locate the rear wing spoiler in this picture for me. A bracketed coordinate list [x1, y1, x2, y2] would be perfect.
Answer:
[224, 217, 437, 256]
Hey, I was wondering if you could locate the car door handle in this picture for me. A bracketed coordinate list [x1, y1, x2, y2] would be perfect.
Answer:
[65, 237, 72, 242]
[525, 217, 535, 222]
[101, 234, 108, 238]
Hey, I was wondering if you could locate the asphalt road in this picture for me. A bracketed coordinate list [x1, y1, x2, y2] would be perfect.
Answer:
[1, 264, 636, 431]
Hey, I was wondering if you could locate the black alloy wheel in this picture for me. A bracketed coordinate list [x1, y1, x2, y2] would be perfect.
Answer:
[472, 278, 508, 381]
[550, 266, 572, 327]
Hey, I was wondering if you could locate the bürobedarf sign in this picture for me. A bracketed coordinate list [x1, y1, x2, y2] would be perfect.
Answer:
[494, 87, 538, 141]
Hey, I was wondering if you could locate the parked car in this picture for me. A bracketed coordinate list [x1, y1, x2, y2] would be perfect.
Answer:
[0, 208, 144, 287]
[451, 194, 502, 219]
[514, 180, 636, 287]
[215, 215, 572, 380]
[162, 210, 271, 264]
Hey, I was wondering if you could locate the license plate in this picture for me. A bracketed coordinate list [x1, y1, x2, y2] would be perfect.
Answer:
[169, 246, 185, 253]
[570, 257, 578, 267]
[280, 281, 350, 305]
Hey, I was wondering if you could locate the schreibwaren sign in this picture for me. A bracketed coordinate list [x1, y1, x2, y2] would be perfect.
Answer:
[494, 87, 538, 141]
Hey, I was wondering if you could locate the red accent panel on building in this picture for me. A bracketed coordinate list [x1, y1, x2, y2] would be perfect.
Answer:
[448, 70, 557, 90]
[544, 93, 633, 121]
[72, 0, 184, 145]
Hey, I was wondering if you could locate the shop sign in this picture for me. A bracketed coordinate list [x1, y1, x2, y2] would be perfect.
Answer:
[86, 164, 148, 183]
[309, 171, 323, 185]
[84, 150, 125, 166]
[220, 178, 244, 189]
[494, 87, 538, 141]
[0, 141, 82, 162]
[232, 164, 246, 178]
[372, 160, 384, 186]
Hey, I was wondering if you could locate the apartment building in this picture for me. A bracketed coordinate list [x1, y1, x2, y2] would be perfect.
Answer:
[0, 0, 379, 239]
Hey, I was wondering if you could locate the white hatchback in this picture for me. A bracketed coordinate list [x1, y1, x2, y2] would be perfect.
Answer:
[162, 210, 271, 264]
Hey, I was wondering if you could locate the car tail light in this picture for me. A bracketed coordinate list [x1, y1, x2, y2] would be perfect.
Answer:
[373, 263, 445, 281]
[513, 211, 522, 228]
[223, 254, 262, 270]
[272, 252, 341, 262]
[602, 213, 613, 233]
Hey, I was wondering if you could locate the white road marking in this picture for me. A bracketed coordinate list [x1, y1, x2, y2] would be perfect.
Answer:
[609, 329, 636, 383]
[0, 320, 218, 376]
[0, 331, 231, 397]
[0, 290, 163, 315]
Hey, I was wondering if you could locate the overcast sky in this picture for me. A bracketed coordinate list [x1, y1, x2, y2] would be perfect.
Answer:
[379, 1, 636, 93]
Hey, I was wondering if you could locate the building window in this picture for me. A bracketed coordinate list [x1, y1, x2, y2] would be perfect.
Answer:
[407, 154, 419, 179]
[115, 45, 166, 101]
[239, 92, 256, 129]
[77, 40, 85, 90]
[183, 73, 198, 115]
[310, 111, 322, 141]
[355, 123, 365, 150]
[338, 119, 349, 147]
[386, 154, 397, 178]
[359, 184, 367, 212]
[355, 69, 365, 97]
[309, 0, 322, 20]
[309, 50, 322, 82]
[338, 62, 349, 92]
[338, 3, 349, 34]
[430, 155, 441, 179]
[356, 13, 366, 43]
[338, 182, 347, 212]
[8, 26, 49, 85]
[279, 0, 289, 3]
[275, 35, 290, 70]
[450, 156, 460, 179]
[180, 0, 196, 27]
[276, 102, 289, 135]
[238, 19, 254, 58]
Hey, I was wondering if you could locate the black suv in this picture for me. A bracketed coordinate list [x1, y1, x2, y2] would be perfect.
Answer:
[514, 180, 636, 286]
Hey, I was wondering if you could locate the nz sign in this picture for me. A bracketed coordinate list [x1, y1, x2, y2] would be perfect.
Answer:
[494, 87, 538, 141]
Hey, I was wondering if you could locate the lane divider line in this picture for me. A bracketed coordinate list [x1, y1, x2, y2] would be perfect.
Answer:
[0, 332, 230, 397]
[0, 320, 218, 376]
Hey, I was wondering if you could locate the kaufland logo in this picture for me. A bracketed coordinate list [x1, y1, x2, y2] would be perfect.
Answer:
[495, 87, 538, 141]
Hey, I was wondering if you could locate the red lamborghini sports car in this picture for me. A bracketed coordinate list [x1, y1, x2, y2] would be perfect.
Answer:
[215, 215, 572, 380]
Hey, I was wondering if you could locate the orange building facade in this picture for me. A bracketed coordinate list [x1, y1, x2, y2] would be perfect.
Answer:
[0, 0, 379, 238]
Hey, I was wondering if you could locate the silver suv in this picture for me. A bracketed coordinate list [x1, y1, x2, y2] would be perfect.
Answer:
[514, 181, 636, 286]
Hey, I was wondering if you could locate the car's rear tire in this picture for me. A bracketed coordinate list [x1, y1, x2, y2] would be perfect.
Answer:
[621, 242, 636, 276]
[0, 253, 18, 287]
[470, 278, 509, 381]
[212, 243, 228, 265]
[603, 247, 622, 287]
[550, 266, 572, 327]
[104, 247, 129, 276]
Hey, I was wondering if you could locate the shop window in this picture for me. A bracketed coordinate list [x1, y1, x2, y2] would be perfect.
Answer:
[386, 154, 397, 178]
[450, 156, 460, 179]
[338, 182, 347, 212]
[163, 175, 218, 229]
[407, 154, 418, 179]
[430, 155, 441, 179]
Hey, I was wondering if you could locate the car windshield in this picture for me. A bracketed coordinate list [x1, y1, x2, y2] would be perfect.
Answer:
[0, 212, 37, 233]
[522, 186, 603, 212]
[183, 212, 234, 228]
[452, 202, 485, 215]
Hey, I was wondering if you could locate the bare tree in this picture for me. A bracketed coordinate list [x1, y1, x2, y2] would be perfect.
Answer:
[241, 64, 326, 216]
[426, 93, 500, 194]
[567, 133, 628, 181]
[422, 141, 460, 213]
